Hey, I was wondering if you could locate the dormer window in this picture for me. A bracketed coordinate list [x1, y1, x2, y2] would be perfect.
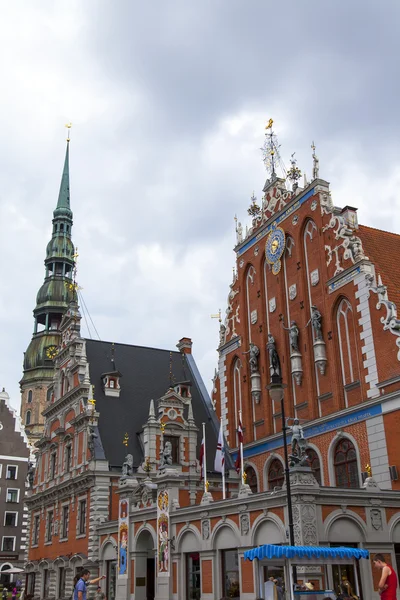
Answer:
[102, 371, 122, 398]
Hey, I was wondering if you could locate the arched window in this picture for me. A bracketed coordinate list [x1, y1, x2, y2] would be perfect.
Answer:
[27, 390, 33, 403]
[25, 411, 31, 426]
[245, 466, 258, 493]
[306, 448, 321, 485]
[232, 359, 242, 445]
[336, 298, 360, 404]
[334, 438, 359, 488]
[268, 459, 284, 489]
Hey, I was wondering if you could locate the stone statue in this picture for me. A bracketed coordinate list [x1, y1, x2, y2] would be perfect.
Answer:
[202, 520, 210, 540]
[236, 221, 243, 244]
[307, 305, 323, 341]
[122, 453, 134, 477]
[311, 142, 319, 180]
[267, 334, 281, 375]
[244, 343, 260, 374]
[27, 462, 35, 489]
[287, 418, 305, 457]
[219, 323, 226, 347]
[160, 441, 173, 467]
[87, 424, 98, 456]
[283, 320, 300, 352]
[348, 235, 365, 262]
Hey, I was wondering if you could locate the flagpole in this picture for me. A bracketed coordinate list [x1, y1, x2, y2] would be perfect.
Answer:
[221, 418, 226, 500]
[202, 422, 207, 494]
[239, 410, 244, 484]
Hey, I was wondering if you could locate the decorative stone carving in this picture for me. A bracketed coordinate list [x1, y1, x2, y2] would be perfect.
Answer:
[368, 274, 400, 361]
[371, 509, 383, 530]
[289, 284, 297, 300]
[239, 259, 244, 268]
[202, 519, 210, 540]
[311, 142, 319, 180]
[283, 320, 302, 385]
[283, 321, 300, 352]
[307, 305, 327, 375]
[236, 221, 243, 244]
[269, 297, 276, 313]
[323, 214, 368, 275]
[240, 513, 250, 535]
[254, 246, 259, 256]
[160, 441, 173, 468]
[224, 286, 240, 341]
[250, 309, 258, 325]
[121, 454, 134, 478]
[310, 199, 317, 211]
[267, 334, 281, 376]
[320, 192, 333, 216]
[287, 420, 308, 466]
[310, 269, 319, 287]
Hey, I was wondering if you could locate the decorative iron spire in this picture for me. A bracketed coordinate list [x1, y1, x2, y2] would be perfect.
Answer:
[261, 119, 287, 180]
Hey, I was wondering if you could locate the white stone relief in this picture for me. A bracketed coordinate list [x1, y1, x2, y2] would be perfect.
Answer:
[368, 274, 400, 361]
[310, 199, 317, 211]
[250, 310, 258, 325]
[254, 246, 259, 256]
[269, 297, 276, 313]
[289, 284, 297, 300]
[239, 259, 244, 268]
[323, 214, 368, 276]
[310, 269, 319, 286]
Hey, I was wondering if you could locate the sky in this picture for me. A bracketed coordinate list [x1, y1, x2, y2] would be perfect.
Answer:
[1, 0, 400, 411]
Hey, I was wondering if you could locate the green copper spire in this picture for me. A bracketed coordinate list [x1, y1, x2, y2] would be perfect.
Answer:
[54, 141, 72, 218]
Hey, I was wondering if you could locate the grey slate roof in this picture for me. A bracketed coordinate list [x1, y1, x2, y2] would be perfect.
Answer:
[85, 339, 223, 472]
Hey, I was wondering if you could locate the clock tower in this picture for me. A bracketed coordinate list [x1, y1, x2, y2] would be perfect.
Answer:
[20, 140, 76, 444]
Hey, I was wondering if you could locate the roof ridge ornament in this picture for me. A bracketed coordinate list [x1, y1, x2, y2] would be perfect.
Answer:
[261, 119, 287, 182]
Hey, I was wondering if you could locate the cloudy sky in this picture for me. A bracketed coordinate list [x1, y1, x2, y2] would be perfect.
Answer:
[1, 1, 400, 411]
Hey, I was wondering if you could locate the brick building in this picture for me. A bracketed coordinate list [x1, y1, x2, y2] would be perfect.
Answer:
[23, 134, 400, 600]
[0, 389, 30, 583]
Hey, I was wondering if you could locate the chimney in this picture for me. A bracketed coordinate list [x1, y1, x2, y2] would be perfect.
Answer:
[177, 337, 192, 355]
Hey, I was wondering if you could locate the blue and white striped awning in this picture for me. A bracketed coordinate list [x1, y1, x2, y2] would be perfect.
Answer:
[244, 545, 369, 562]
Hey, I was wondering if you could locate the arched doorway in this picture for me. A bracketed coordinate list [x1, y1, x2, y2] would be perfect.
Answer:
[179, 531, 201, 600]
[328, 516, 365, 598]
[135, 529, 155, 600]
[0, 564, 12, 588]
[214, 526, 240, 600]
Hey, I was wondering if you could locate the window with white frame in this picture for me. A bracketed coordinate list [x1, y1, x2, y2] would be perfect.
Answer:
[6, 489, 19, 503]
[64, 443, 72, 472]
[32, 514, 40, 545]
[78, 499, 87, 535]
[6, 466, 17, 480]
[49, 450, 57, 479]
[4, 512, 17, 527]
[45, 510, 54, 542]
[61, 505, 69, 539]
[2, 537, 15, 552]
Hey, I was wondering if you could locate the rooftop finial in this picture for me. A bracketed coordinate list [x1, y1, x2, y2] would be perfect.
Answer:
[287, 152, 302, 192]
[65, 122, 72, 143]
[261, 119, 286, 181]
[311, 141, 319, 180]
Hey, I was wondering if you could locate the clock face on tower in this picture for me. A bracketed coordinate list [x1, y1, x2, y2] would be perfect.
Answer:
[265, 226, 285, 273]
[45, 345, 58, 360]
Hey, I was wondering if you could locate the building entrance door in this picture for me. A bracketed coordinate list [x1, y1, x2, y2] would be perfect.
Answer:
[106, 560, 117, 600]
[146, 558, 155, 600]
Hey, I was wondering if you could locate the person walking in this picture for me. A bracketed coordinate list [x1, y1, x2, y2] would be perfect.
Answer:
[373, 554, 398, 599]
[11, 587, 16, 600]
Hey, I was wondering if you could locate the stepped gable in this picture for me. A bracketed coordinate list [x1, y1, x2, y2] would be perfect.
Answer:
[85, 339, 219, 470]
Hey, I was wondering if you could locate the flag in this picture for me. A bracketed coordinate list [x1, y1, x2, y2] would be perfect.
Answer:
[237, 419, 244, 444]
[199, 436, 205, 480]
[235, 451, 241, 474]
[214, 424, 225, 473]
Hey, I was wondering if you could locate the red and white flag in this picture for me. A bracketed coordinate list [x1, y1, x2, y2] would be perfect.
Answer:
[214, 423, 225, 473]
[234, 451, 241, 474]
[199, 436, 205, 479]
[237, 419, 244, 444]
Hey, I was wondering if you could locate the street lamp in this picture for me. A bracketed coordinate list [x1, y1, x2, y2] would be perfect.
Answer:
[267, 371, 297, 584]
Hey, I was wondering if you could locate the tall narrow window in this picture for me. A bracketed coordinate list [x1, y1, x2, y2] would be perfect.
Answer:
[46, 511, 54, 542]
[336, 298, 360, 403]
[79, 499, 87, 535]
[65, 444, 72, 472]
[6, 466, 17, 480]
[27, 390, 33, 403]
[306, 448, 321, 485]
[32, 515, 40, 545]
[233, 359, 242, 445]
[25, 411, 31, 426]
[61, 506, 69, 539]
[334, 438, 359, 488]
[49, 451, 57, 479]
[268, 459, 284, 489]
[244, 466, 258, 493]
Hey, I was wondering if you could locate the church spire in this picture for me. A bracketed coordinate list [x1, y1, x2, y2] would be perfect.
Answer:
[54, 141, 71, 217]
[20, 134, 76, 444]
